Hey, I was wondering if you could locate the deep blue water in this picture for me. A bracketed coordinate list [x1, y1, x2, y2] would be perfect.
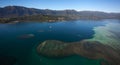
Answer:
[0, 20, 119, 65]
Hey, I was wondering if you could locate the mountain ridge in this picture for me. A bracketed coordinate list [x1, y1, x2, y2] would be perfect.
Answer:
[0, 6, 120, 19]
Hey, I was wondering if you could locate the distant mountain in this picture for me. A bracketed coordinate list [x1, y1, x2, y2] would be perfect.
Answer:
[0, 6, 120, 19]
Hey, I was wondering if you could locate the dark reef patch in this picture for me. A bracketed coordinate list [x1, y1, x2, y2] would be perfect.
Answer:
[0, 55, 17, 65]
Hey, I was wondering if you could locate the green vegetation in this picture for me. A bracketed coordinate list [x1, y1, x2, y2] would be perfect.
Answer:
[0, 15, 69, 23]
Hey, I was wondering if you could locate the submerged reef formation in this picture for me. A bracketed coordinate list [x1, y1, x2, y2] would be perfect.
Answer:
[19, 34, 34, 39]
[37, 23, 120, 65]
[37, 40, 120, 65]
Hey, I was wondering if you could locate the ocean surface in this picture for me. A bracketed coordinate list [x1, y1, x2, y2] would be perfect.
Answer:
[0, 19, 120, 65]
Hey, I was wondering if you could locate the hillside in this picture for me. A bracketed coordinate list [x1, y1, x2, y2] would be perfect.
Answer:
[0, 6, 120, 23]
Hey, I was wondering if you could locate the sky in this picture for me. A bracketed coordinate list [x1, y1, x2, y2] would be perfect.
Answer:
[0, 0, 120, 12]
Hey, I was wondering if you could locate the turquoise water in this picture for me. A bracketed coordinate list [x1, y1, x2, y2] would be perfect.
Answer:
[0, 20, 119, 65]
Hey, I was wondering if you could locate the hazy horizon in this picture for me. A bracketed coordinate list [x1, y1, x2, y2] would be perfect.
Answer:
[0, 0, 120, 13]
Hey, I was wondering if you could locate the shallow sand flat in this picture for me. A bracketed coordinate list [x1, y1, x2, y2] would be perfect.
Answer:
[87, 23, 120, 51]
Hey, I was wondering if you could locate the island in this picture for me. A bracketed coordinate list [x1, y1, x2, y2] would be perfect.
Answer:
[36, 40, 120, 65]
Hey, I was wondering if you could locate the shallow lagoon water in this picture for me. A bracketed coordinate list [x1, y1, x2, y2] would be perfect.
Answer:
[0, 20, 119, 65]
